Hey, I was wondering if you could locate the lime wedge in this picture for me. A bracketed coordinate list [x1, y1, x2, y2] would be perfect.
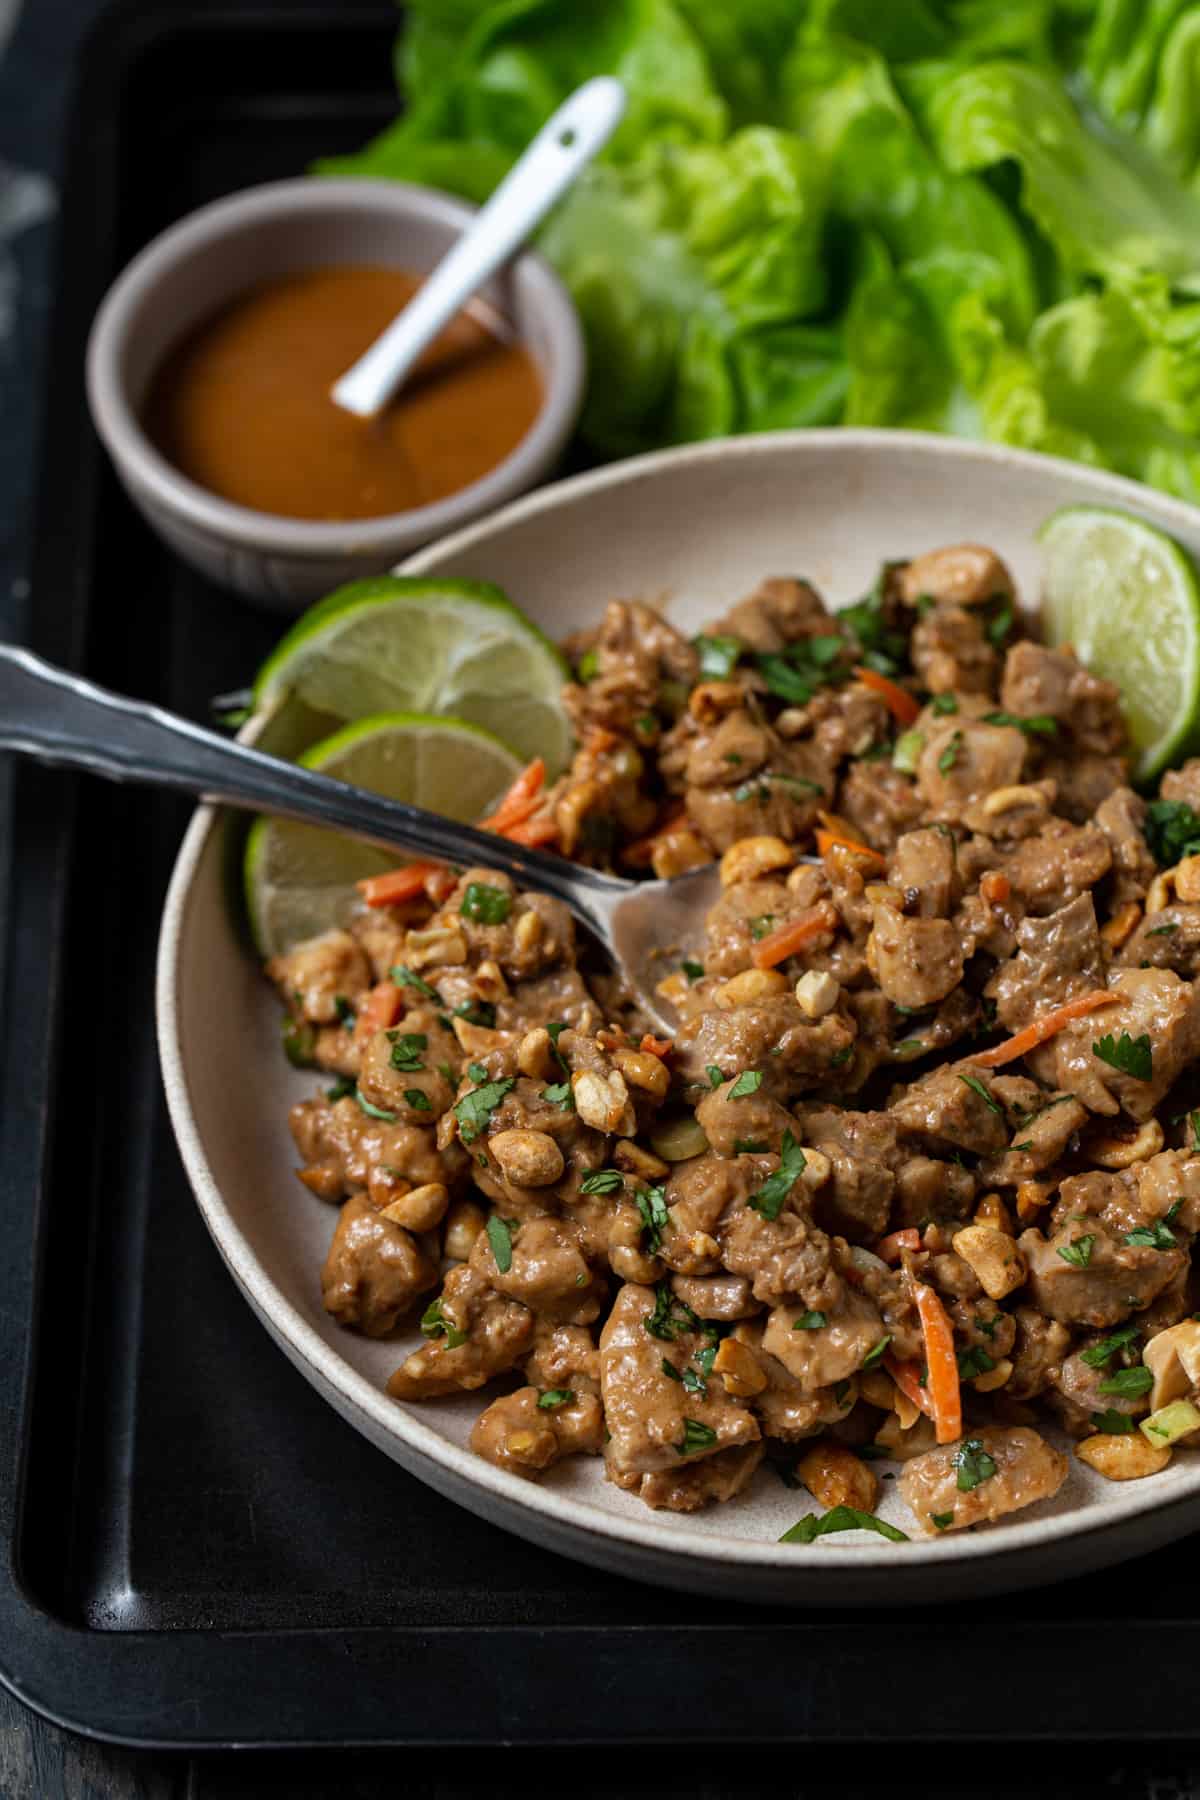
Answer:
[1038, 505, 1200, 782]
[252, 576, 572, 775]
[244, 712, 520, 958]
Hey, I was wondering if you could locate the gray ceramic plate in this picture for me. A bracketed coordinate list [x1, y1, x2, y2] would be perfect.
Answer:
[157, 429, 1200, 1604]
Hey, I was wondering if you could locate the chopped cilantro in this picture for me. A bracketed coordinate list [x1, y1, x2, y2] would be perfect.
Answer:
[461, 882, 511, 925]
[931, 1511, 955, 1530]
[986, 602, 1014, 649]
[1091, 1409, 1135, 1433]
[486, 1215, 514, 1274]
[661, 1358, 682, 1383]
[542, 1081, 574, 1109]
[728, 1070, 763, 1100]
[793, 1311, 828, 1331]
[538, 1389, 573, 1410]
[734, 1138, 768, 1155]
[636, 1184, 670, 1253]
[693, 634, 742, 680]
[1080, 1325, 1140, 1368]
[676, 1419, 718, 1457]
[937, 729, 963, 775]
[959, 1073, 1001, 1116]
[325, 1074, 356, 1102]
[861, 1336, 892, 1371]
[749, 914, 777, 941]
[681, 1365, 707, 1398]
[779, 1505, 908, 1545]
[1057, 1235, 1095, 1268]
[931, 693, 958, 716]
[707, 1065, 725, 1089]
[1093, 1031, 1153, 1081]
[453, 1076, 516, 1144]
[1125, 1219, 1178, 1249]
[1098, 1365, 1153, 1398]
[830, 1046, 854, 1067]
[1147, 922, 1178, 937]
[952, 1438, 997, 1492]
[404, 1088, 431, 1112]
[750, 1129, 806, 1221]
[981, 711, 1058, 737]
[420, 1297, 466, 1349]
[390, 965, 438, 1001]
[387, 1030, 428, 1072]
[1144, 798, 1200, 867]
[681, 959, 705, 983]
[355, 1091, 397, 1123]
[580, 1168, 624, 1195]
[333, 994, 356, 1026]
[956, 1345, 995, 1381]
[577, 648, 599, 682]
[643, 1283, 697, 1342]
[754, 634, 845, 707]
[453, 999, 496, 1029]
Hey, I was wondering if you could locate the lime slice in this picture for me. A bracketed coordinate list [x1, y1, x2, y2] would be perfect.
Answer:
[1038, 505, 1200, 782]
[244, 711, 520, 958]
[252, 576, 572, 775]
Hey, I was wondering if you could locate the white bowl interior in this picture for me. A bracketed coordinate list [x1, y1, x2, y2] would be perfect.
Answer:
[159, 430, 1200, 1604]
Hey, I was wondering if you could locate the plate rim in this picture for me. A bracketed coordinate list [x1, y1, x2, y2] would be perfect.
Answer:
[157, 427, 1200, 1583]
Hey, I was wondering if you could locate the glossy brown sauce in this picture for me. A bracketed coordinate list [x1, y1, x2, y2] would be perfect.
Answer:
[143, 266, 543, 522]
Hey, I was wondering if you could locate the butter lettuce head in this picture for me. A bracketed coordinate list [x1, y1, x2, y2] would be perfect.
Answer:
[319, 0, 1200, 495]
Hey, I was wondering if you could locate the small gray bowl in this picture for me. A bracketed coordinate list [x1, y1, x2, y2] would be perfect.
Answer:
[85, 178, 585, 609]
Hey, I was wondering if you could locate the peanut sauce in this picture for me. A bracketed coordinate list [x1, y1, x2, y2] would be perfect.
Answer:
[143, 266, 543, 522]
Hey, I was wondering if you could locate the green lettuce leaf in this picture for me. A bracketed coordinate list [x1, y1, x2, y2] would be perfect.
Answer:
[922, 59, 1200, 291]
[538, 126, 834, 453]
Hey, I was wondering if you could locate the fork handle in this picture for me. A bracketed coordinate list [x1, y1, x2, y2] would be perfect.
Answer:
[0, 645, 622, 917]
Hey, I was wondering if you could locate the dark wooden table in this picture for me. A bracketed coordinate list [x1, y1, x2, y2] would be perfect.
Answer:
[1, 1, 1198, 1793]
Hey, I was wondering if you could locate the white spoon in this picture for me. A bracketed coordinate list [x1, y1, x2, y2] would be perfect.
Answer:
[330, 76, 626, 419]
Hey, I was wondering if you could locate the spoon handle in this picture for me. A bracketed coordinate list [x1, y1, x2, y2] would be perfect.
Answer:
[331, 76, 626, 418]
[0, 644, 624, 919]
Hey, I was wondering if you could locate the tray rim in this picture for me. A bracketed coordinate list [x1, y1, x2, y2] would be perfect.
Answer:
[5, 0, 1200, 1753]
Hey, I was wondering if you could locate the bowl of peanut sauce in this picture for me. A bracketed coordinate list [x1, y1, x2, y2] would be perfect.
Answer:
[86, 179, 585, 607]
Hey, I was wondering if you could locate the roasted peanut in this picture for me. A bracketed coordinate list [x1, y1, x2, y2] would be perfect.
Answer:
[794, 969, 840, 1019]
[451, 1017, 509, 1056]
[650, 829, 713, 880]
[711, 1337, 767, 1398]
[859, 1368, 896, 1412]
[514, 908, 543, 953]
[380, 1181, 449, 1232]
[517, 1026, 555, 1080]
[719, 835, 794, 887]
[713, 967, 789, 1008]
[473, 959, 510, 1001]
[952, 1224, 1026, 1300]
[1100, 902, 1142, 949]
[796, 1439, 880, 1512]
[689, 680, 744, 724]
[972, 1357, 1013, 1393]
[572, 1067, 632, 1134]
[443, 1198, 487, 1261]
[1076, 1432, 1171, 1481]
[1144, 1319, 1200, 1412]
[981, 783, 1050, 821]
[489, 1128, 564, 1188]
[1176, 854, 1200, 901]
[1089, 1119, 1164, 1170]
[1146, 869, 1176, 915]
[974, 1192, 1015, 1234]
[403, 925, 467, 968]
[1016, 1176, 1058, 1221]
[611, 1046, 671, 1098]
[613, 1138, 671, 1179]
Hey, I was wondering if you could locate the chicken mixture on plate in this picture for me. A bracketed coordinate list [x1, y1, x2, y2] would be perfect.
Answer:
[268, 544, 1200, 1539]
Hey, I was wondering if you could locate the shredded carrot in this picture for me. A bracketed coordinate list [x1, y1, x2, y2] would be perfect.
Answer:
[621, 807, 688, 868]
[356, 862, 444, 908]
[884, 1354, 935, 1422]
[640, 1033, 673, 1058]
[498, 813, 559, 848]
[814, 827, 886, 870]
[353, 981, 404, 1043]
[750, 901, 839, 969]
[853, 665, 920, 727]
[912, 1280, 962, 1445]
[969, 988, 1119, 1069]
[980, 871, 1011, 906]
[479, 757, 546, 833]
[876, 1227, 922, 1264]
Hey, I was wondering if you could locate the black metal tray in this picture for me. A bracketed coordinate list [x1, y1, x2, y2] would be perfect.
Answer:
[2, 0, 1200, 1752]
